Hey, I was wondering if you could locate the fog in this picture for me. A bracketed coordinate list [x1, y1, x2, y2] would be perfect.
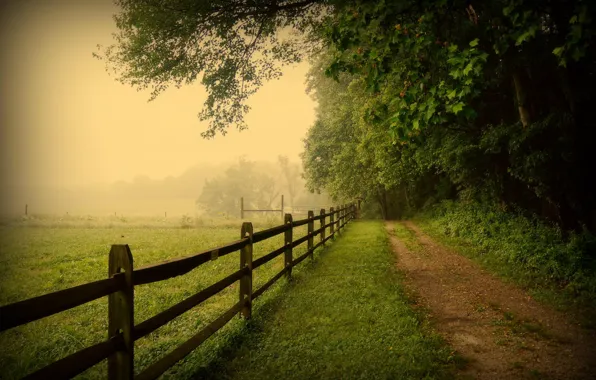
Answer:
[0, 0, 321, 216]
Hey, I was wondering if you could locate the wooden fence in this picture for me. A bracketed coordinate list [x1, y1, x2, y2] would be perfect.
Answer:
[0, 202, 358, 380]
[240, 195, 284, 219]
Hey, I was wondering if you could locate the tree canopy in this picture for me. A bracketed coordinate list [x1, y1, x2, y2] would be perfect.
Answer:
[103, 0, 596, 230]
[96, 0, 335, 138]
[302, 0, 596, 229]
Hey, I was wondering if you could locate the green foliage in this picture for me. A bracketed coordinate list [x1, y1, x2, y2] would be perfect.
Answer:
[302, 0, 596, 232]
[419, 201, 596, 305]
[97, 0, 333, 137]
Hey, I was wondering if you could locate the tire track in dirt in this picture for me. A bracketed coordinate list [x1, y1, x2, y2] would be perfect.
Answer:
[386, 221, 596, 380]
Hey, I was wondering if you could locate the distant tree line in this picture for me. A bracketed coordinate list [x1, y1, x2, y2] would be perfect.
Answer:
[196, 156, 331, 217]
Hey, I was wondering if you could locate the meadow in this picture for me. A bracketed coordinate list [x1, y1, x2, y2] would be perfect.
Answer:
[0, 213, 313, 379]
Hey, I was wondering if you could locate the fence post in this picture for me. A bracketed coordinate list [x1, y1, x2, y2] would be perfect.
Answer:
[108, 245, 134, 380]
[240, 197, 244, 219]
[284, 213, 293, 280]
[345, 204, 348, 223]
[308, 210, 314, 260]
[337, 205, 342, 233]
[240, 222, 253, 319]
[281, 195, 284, 221]
[329, 207, 335, 239]
[320, 209, 325, 246]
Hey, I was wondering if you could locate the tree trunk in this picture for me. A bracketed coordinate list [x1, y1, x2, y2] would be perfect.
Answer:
[513, 70, 532, 127]
[377, 187, 388, 220]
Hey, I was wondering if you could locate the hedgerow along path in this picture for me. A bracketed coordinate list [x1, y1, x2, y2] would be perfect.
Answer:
[386, 221, 596, 380]
[200, 220, 457, 380]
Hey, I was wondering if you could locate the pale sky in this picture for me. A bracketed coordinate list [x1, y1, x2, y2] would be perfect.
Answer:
[0, 0, 316, 189]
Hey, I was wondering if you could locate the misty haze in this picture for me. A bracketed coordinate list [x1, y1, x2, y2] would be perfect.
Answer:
[0, 0, 322, 218]
[1, 1, 596, 380]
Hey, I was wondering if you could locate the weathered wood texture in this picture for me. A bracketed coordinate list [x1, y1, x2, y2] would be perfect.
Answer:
[320, 209, 326, 246]
[240, 222, 253, 319]
[308, 211, 314, 260]
[284, 213, 293, 280]
[0, 275, 123, 332]
[108, 245, 134, 380]
[330, 207, 335, 237]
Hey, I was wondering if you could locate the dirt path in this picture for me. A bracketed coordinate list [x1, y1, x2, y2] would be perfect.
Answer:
[386, 221, 596, 380]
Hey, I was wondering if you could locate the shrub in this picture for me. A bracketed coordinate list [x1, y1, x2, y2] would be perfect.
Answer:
[421, 201, 596, 301]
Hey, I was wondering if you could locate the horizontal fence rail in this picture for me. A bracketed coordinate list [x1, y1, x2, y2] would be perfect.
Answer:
[0, 274, 125, 331]
[0, 202, 359, 379]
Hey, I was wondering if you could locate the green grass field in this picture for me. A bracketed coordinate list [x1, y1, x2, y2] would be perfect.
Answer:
[205, 221, 455, 379]
[0, 214, 312, 379]
[1, 216, 454, 379]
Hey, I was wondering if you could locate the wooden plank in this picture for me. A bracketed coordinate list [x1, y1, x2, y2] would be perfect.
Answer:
[252, 266, 290, 299]
[330, 207, 335, 238]
[0, 275, 123, 332]
[24, 335, 123, 380]
[281, 194, 284, 221]
[135, 299, 246, 380]
[320, 209, 325, 246]
[134, 268, 247, 340]
[340, 220, 348, 230]
[252, 245, 286, 269]
[133, 238, 248, 285]
[252, 223, 291, 243]
[290, 233, 310, 249]
[284, 214, 293, 280]
[292, 217, 310, 227]
[308, 211, 314, 260]
[239, 222, 253, 319]
[312, 240, 324, 252]
[108, 245, 134, 380]
[312, 226, 324, 236]
[290, 249, 312, 268]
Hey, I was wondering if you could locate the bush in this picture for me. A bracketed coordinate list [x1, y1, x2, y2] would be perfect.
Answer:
[180, 214, 194, 229]
[421, 201, 596, 300]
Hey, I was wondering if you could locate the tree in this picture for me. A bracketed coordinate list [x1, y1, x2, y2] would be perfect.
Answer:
[302, 0, 596, 227]
[277, 155, 302, 209]
[96, 0, 338, 138]
[196, 158, 280, 216]
[102, 0, 596, 229]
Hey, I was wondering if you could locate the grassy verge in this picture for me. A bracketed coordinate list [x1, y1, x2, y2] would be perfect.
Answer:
[204, 221, 455, 380]
[0, 218, 310, 379]
[392, 223, 424, 253]
[413, 201, 596, 327]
